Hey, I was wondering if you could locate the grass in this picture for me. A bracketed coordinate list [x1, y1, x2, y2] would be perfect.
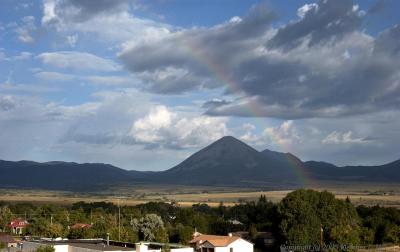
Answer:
[0, 182, 400, 208]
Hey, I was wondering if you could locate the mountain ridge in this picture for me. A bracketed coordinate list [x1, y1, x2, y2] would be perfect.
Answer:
[0, 136, 399, 191]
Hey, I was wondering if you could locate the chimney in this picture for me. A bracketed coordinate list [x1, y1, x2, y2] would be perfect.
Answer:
[193, 227, 199, 238]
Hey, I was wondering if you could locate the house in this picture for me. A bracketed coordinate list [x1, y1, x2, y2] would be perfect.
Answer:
[23, 240, 134, 252]
[190, 233, 253, 252]
[8, 218, 28, 235]
[70, 223, 93, 229]
[22, 239, 193, 252]
[0, 232, 18, 248]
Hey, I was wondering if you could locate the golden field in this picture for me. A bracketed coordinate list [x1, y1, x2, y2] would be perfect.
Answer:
[0, 182, 399, 208]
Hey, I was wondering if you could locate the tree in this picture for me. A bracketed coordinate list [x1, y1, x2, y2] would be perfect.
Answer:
[68, 227, 95, 239]
[358, 205, 400, 244]
[0, 206, 12, 232]
[383, 225, 400, 243]
[249, 224, 258, 241]
[132, 214, 168, 242]
[169, 224, 193, 244]
[25, 218, 64, 238]
[278, 189, 360, 246]
[359, 227, 374, 244]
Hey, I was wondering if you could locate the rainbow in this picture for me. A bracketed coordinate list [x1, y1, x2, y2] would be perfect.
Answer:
[181, 36, 316, 188]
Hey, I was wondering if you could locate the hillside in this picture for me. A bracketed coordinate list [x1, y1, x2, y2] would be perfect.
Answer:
[0, 160, 137, 191]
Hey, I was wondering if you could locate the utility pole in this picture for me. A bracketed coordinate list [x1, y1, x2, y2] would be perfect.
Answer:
[118, 198, 121, 241]
[320, 224, 323, 252]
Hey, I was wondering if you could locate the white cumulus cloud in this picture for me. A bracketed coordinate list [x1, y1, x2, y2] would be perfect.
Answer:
[322, 130, 368, 144]
[130, 105, 229, 149]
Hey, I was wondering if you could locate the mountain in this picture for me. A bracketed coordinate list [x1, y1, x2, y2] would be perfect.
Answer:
[304, 159, 400, 182]
[0, 160, 137, 191]
[153, 136, 400, 187]
[155, 136, 305, 187]
[0, 136, 399, 191]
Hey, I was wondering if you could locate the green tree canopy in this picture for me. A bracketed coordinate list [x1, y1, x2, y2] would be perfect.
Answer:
[278, 189, 360, 246]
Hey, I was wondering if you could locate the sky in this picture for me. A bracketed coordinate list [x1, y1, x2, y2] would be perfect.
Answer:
[1, 0, 400, 171]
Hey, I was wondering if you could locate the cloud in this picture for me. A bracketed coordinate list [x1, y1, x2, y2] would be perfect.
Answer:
[0, 94, 96, 122]
[13, 52, 32, 60]
[130, 105, 229, 149]
[0, 96, 18, 111]
[297, 3, 318, 19]
[119, 3, 275, 93]
[268, 0, 363, 49]
[117, 0, 400, 120]
[35, 71, 75, 81]
[239, 123, 259, 144]
[83, 75, 135, 86]
[66, 34, 78, 47]
[322, 130, 368, 144]
[202, 99, 231, 109]
[42, 0, 170, 45]
[37, 51, 121, 72]
[34, 71, 136, 86]
[0, 82, 60, 94]
[263, 120, 301, 146]
[132, 105, 173, 143]
[42, 0, 130, 24]
[15, 16, 37, 43]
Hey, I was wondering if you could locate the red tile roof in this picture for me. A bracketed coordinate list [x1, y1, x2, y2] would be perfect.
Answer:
[8, 218, 28, 228]
[70, 223, 93, 229]
[190, 234, 240, 247]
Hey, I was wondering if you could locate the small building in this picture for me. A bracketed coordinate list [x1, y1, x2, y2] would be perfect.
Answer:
[190, 233, 253, 252]
[0, 232, 18, 248]
[70, 223, 93, 229]
[9, 218, 28, 235]
[22, 239, 193, 252]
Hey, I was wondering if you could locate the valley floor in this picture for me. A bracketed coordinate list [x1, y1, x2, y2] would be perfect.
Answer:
[1, 182, 400, 208]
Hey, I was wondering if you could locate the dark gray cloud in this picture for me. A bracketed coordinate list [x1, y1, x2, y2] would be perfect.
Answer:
[268, 0, 363, 50]
[119, 4, 275, 93]
[202, 99, 231, 109]
[373, 24, 400, 55]
[56, 0, 129, 22]
[118, 0, 400, 119]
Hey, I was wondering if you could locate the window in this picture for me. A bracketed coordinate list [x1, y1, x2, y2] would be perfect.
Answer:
[230, 248, 233, 252]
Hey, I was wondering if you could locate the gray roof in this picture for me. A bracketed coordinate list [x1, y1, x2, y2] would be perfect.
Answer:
[30, 241, 134, 251]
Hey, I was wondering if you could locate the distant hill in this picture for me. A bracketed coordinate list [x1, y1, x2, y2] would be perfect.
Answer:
[0, 136, 399, 191]
[0, 160, 137, 191]
[304, 159, 400, 182]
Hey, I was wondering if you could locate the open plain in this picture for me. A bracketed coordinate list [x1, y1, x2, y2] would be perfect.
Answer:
[1, 182, 399, 208]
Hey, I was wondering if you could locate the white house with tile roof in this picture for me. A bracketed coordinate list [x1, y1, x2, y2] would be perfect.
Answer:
[190, 233, 253, 252]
